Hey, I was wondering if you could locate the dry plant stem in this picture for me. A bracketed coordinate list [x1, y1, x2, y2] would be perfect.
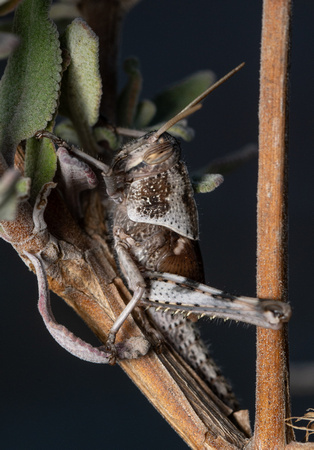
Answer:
[254, 0, 293, 448]
[2, 2, 253, 447]
[3, 188, 249, 449]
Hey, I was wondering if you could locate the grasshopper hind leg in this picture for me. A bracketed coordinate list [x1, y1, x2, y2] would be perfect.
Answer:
[105, 286, 145, 355]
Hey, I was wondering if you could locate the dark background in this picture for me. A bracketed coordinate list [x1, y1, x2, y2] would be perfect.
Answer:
[1, 1, 314, 448]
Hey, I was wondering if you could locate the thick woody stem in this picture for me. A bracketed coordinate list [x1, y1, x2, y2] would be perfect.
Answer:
[254, 0, 293, 447]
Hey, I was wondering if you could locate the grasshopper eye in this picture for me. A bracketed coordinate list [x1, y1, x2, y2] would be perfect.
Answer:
[143, 145, 174, 165]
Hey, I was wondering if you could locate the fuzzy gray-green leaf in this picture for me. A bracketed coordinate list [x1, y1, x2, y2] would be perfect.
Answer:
[153, 70, 215, 123]
[60, 18, 102, 128]
[55, 119, 80, 145]
[0, 0, 62, 165]
[59, 18, 102, 156]
[25, 136, 57, 205]
[192, 173, 224, 194]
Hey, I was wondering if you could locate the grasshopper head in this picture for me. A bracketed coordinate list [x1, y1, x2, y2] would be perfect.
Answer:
[111, 131, 181, 181]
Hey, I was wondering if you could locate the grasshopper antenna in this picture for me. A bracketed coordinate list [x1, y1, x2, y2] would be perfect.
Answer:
[152, 62, 245, 141]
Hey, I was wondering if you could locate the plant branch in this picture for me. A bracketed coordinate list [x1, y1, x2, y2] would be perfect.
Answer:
[34, 189, 250, 449]
[2, 1, 300, 447]
[253, 0, 293, 447]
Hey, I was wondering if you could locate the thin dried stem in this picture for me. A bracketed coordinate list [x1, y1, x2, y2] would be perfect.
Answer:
[254, 0, 293, 447]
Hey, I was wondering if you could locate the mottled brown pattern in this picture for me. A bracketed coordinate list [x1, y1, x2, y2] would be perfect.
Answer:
[130, 172, 171, 219]
[110, 131, 238, 409]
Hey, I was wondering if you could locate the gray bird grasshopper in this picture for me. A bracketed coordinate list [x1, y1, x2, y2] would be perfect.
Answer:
[34, 63, 291, 407]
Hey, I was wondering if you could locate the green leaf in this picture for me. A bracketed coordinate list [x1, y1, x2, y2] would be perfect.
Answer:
[152, 70, 215, 123]
[59, 18, 102, 128]
[55, 119, 80, 145]
[191, 173, 224, 194]
[24, 136, 57, 205]
[59, 18, 102, 156]
[0, 0, 62, 165]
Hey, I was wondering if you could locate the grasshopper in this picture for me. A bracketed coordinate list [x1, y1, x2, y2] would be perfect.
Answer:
[34, 64, 291, 408]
